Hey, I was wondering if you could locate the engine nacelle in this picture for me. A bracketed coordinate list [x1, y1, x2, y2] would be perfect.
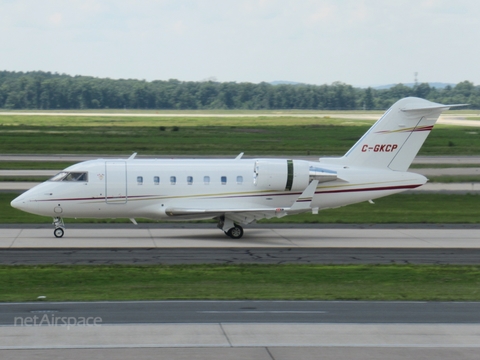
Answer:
[253, 160, 337, 191]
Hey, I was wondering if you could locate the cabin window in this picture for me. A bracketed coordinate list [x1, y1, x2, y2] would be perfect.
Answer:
[221, 176, 227, 185]
[154, 176, 160, 185]
[137, 176, 143, 185]
[187, 176, 193, 185]
[204, 176, 210, 185]
[50, 172, 88, 182]
[170, 176, 176, 185]
[237, 176, 243, 185]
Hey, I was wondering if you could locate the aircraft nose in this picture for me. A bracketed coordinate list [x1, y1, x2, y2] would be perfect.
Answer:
[11, 196, 22, 209]
[11, 195, 28, 211]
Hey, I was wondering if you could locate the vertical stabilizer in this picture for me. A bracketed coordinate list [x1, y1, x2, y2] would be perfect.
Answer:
[321, 97, 457, 171]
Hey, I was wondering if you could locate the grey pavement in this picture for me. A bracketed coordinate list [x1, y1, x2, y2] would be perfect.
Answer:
[2, 301, 480, 358]
[2, 247, 480, 265]
[1, 347, 479, 360]
[3, 301, 480, 325]
[0, 323, 479, 354]
[2, 227, 480, 249]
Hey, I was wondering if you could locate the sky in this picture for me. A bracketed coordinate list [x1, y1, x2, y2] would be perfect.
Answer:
[1, 0, 479, 87]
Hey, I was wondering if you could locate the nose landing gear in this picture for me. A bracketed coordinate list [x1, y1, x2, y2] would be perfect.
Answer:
[52, 217, 65, 238]
[54, 227, 64, 238]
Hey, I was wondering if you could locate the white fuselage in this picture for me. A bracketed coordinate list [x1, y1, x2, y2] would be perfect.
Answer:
[11, 158, 426, 222]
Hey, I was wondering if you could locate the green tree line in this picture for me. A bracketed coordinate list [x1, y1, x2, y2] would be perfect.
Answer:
[1, 71, 479, 110]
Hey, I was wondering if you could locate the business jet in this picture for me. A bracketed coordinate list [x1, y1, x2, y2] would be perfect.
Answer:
[11, 97, 463, 239]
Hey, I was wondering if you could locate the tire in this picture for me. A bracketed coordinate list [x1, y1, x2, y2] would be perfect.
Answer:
[226, 225, 244, 239]
[54, 228, 64, 238]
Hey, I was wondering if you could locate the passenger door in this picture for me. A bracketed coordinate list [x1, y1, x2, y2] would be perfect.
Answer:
[105, 161, 127, 204]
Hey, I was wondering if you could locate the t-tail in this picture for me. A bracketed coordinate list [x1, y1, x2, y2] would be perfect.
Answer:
[320, 97, 466, 171]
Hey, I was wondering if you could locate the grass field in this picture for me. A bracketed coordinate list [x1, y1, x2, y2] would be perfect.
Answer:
[2, 193, 479, 224]
[0, 120, 370, 155]
[1, 264, 479, 302]
[1, 114, 480, 155]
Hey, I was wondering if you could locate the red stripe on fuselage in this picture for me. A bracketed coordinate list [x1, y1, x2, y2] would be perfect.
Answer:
[32, 184, 423, 203]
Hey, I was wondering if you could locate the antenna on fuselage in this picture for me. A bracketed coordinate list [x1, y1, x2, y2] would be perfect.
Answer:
[128, 152, 137, 160]
[235, 152, 244, 160]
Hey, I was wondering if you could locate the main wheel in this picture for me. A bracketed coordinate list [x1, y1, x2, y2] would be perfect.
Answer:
[226, 225, 244, 239]
[54, 228, 64, 238]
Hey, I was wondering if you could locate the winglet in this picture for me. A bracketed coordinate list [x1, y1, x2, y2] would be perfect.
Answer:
[289, 180, 319, 211]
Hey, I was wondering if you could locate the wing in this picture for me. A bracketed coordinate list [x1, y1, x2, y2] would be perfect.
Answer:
[164, 180, 319, 224]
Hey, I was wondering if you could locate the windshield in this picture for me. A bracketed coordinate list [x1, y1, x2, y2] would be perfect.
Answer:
[49, 172, 88, 182]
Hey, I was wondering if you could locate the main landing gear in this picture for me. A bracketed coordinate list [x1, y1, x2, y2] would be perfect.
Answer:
[217, 216, 244, 239]
[225, 224, 244, 239]
[53, 217, 65, 238]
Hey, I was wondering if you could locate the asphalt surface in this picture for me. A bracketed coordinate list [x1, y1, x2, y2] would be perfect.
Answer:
[2, 301, 480, 325]
[2, 247, 480, 265]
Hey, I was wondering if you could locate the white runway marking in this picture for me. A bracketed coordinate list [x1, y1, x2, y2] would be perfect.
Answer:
[197, 311, 327, 314]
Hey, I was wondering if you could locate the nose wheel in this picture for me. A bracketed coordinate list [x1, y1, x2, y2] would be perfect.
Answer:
[54, 227, 64, 238]
[52, 217, 65, 238]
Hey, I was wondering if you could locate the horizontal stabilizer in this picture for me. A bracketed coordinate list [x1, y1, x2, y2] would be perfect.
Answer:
[401, 103, 467, 111]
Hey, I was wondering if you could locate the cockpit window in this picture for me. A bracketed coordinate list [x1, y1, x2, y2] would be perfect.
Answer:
[49, 172, 88, 182]
[49, 172, 69, 181]
[64, 172, 88, 181]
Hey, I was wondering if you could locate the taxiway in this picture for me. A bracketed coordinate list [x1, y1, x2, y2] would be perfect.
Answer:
[2, 225, 479, 249]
